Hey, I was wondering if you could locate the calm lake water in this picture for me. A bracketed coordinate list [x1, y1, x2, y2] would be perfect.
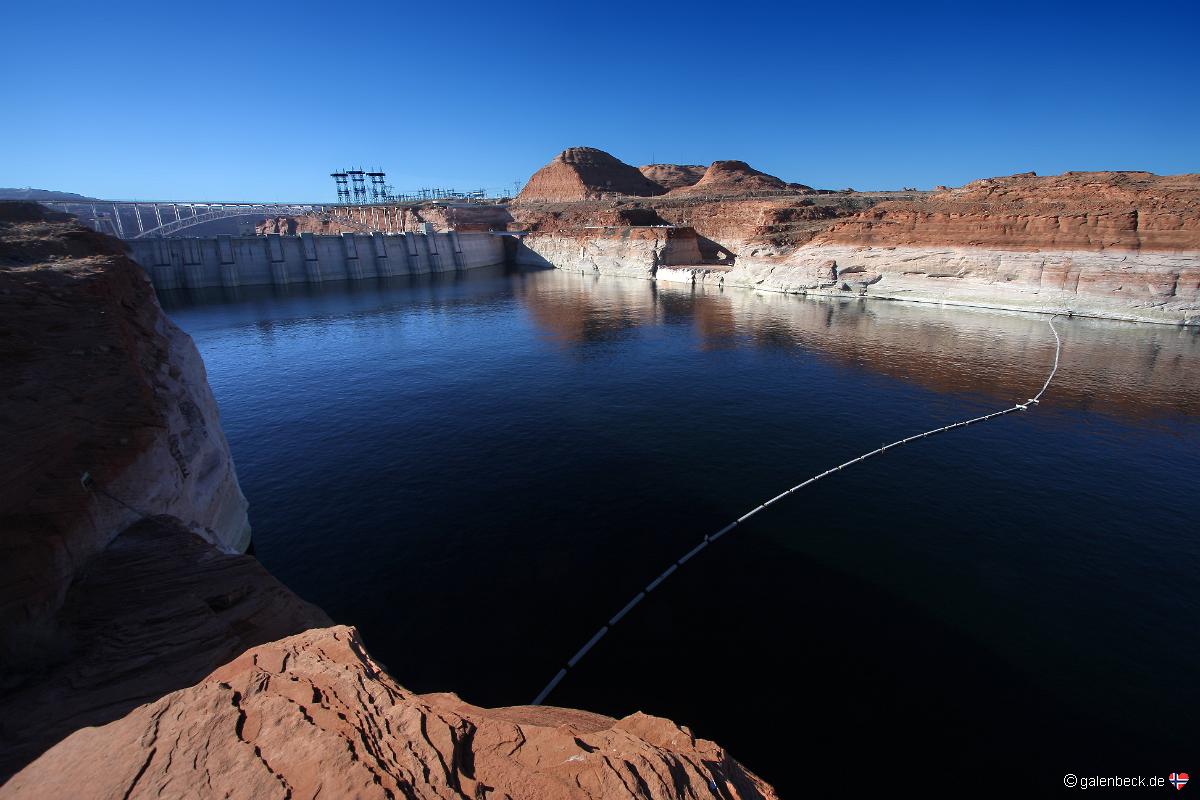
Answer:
[161, 267, 1200, 794]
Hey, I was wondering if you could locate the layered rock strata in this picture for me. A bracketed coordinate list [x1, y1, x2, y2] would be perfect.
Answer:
[2, 626, 777, 800]
[666, 160, 810, 196]
[518, 147, 667, 202]
[709, 245, 1200, 325]
[512, 164, 1200, 325]
[517, 226, 704, 278]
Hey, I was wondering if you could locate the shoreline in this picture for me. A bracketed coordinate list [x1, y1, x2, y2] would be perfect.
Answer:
[525, 242, 1199, 327]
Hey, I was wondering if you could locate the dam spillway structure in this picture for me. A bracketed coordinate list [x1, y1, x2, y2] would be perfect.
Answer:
[126, 230, 508, 291]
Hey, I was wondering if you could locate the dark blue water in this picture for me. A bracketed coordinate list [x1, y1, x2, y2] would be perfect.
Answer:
[162, 268, 1200, 794]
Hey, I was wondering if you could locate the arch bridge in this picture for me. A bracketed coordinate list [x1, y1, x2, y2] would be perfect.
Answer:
[39, 201, 328, 239]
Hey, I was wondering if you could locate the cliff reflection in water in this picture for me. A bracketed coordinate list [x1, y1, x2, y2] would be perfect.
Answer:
[513, 270, 1200, 421]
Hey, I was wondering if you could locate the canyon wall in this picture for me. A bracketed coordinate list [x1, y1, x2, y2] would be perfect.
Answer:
[511, 156, 1200, 326]
[515, 226, 703, 278]
[0, 204, 251, 638]
[711, 172, 1200, 324]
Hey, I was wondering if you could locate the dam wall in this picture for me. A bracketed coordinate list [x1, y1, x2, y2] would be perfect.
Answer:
[127, 231, 506, 290]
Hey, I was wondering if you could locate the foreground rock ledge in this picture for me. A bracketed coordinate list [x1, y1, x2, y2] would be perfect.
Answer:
[1, 625, 776, 800]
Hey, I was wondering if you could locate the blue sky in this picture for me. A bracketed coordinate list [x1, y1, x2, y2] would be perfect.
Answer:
[2, 0, 1196, 200]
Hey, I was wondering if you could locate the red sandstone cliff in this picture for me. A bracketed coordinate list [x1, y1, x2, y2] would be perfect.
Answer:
[814, 171, 1200, 252]
[510, 156, 1200, 324]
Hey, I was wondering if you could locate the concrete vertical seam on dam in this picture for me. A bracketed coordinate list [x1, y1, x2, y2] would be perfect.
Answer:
[126, 231, 507, 290]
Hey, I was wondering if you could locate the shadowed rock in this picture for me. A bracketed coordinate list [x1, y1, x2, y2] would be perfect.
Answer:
[0, 204, 251, 640]
[0, 516, 330, 780]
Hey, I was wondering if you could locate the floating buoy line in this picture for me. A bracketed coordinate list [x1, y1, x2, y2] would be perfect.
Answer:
[532, 316, 1062, 705]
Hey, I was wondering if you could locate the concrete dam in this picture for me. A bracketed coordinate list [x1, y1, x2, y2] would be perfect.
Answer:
[127, 231, 507, 290]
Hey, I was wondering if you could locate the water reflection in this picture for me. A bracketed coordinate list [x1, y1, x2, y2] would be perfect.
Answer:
[161, 268, 1200, 421]
[513, 272, 1200, 420]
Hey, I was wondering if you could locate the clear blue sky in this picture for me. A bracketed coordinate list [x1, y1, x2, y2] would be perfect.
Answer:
[2, 0, 1196, 200]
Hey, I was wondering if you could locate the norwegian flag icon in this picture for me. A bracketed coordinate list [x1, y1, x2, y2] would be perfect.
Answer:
[1170, 773, 1190, 791]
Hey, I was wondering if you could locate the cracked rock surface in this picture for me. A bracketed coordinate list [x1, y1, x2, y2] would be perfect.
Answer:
[2, 625, 777, 800]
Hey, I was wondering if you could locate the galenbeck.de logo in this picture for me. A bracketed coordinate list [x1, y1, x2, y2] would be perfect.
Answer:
[1170, 773, 1190, 791]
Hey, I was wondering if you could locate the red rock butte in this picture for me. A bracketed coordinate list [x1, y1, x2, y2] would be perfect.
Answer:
[668, 160, 812, 196]
[638, 163, 707, 190]
[517, 147, 667, 202]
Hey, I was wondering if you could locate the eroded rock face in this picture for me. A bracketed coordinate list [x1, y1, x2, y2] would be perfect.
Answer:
[714, 245, 1200, 325]
[2, 626, 777, 800]
[0, 203, 251, 637]
[668, 161, 811, 197]
[516, 227, 704, 279]
[511, 170, 1200, 325]
[638, 164, 707, 190]
[815, 171, 1200, 252]
[0, 516, 330, 780]
[517, 148, 667, 202]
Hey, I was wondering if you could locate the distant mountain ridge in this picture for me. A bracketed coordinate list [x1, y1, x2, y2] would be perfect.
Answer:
[0, 188, 98, 202]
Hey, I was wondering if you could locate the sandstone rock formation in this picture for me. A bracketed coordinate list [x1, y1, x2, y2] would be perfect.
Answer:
[815, 171, 1200, 252]
[518, 227, 704, 279]
[517, 148, 667, 202]
[0, 516, 329, 780]
[668, 161, 811, 197]
[0, 203, 251, 639]
[707, 171, 1200, 323]
[2, 625, 777, 800]
[512, 167, 1200, 325]
[638, 164, 706, 190]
